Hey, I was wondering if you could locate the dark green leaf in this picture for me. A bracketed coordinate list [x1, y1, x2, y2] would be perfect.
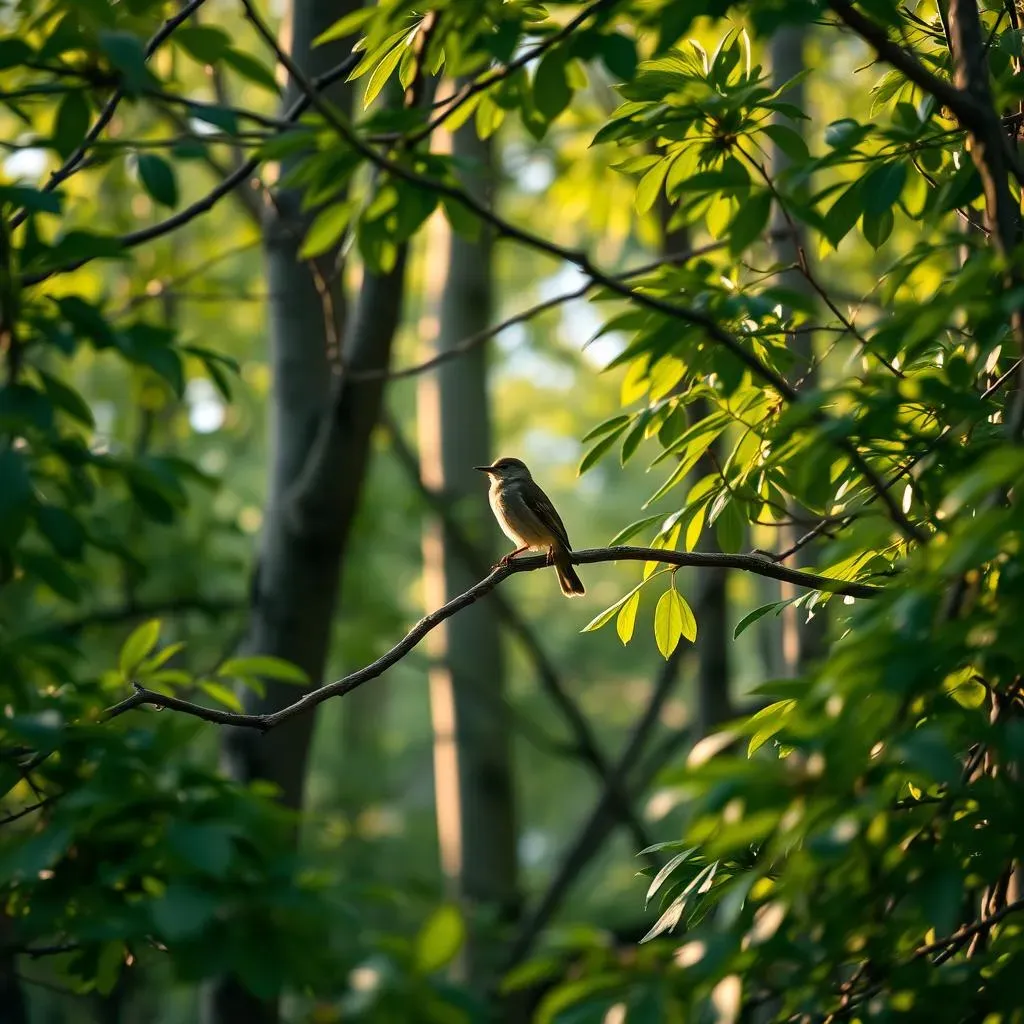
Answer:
[174, 25, 230, 63]
[136, 153, 178, 208]
[221, 48, 280, 92]
[534, 51, 572, 121]
[52, 90, 90, 160]
[728, 191, 772, 254]
[599, 32, 638, 80]
[0, 449, 32, 543]
[34, 505, 86, 560]
[99, 31, 149, 94]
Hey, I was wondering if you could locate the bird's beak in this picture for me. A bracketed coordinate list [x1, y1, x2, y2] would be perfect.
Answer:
[474, 465, 496, 474]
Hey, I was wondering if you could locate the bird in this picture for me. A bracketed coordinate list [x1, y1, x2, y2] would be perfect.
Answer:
[474, 456, 586, 597]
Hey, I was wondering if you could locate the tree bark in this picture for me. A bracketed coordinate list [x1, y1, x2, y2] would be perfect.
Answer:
[417, 120, 520, 990]
[770, 24, 827, 673]
[208, 0, 409, 1020]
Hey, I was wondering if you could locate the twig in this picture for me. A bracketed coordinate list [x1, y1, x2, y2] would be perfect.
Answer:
[104, 546, 882, 731]
[349, 245, 724, 381]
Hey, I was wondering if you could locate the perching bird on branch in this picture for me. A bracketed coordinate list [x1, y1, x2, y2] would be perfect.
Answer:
[475, 457, 586, 597]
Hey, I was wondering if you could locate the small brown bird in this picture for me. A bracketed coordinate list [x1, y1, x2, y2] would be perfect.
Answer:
[475, 456, 586, 597]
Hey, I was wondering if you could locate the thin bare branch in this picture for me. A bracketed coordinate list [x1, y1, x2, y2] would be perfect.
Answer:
[104, 547, 882, 731]
[350, 245, 724, 381]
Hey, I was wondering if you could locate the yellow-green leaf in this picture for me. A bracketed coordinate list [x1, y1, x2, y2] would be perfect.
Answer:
[119, 619, 161, 677]
[616, 590, 641, 645]
[654, 589, 683, 659]
[200, 681, 244, 713]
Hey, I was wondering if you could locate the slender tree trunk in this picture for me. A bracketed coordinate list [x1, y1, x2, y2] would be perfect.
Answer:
[771, 24, 826, 673]
[656, 198, 732, 734]
[209, 0, 410, 1020]
[417, 118, 519, 990]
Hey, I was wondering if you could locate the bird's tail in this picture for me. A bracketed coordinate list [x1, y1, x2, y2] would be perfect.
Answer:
[554, 550, 585, 597]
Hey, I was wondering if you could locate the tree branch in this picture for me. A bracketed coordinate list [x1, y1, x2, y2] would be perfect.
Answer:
[349, 246, 723, 382]
[11, 0, 211, 227]
[104, 548, 881, 730]
[20, 52, 361, 287]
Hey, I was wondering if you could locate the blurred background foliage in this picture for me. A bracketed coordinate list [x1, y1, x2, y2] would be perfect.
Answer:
[2, 0, 1024, 1021]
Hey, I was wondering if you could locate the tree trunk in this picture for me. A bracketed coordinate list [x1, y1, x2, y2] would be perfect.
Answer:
[770, 24, 827, 673]
[209, 0, 409, 1020]
[656, 197, 732, 734]
[417, 120, 519, 991]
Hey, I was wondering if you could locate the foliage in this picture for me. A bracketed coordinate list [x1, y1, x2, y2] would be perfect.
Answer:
[3, 0, 1024, 1021]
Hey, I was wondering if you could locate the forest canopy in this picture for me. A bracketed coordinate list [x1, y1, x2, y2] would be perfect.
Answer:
[2, 0, 1024, 1022]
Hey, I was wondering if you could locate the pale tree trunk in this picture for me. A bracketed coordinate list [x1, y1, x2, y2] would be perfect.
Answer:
[770, 24, 826, 673]
[656, 198, 732, 734]
[210, 0, 411, 1020]
[417, 120, 519, 990]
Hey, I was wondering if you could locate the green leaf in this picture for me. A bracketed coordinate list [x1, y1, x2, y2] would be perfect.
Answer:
[0, 39, 34, 70]
[173, 25, 230, 63]
[151, 884, 216, 940]
[578, 431, 620, 475]
[635, 159, 669, 215]
[645, 848, 696, 907]
[37, 370, 94, 426]
[599, 32, 638, 80]
[745, 698, 797, 756]
[616, 590, 641, 645]
[822, 179, 863, 248]
[99, 31, 148, 94]
[581, 414, 631, 443]
[534, 51, 571, 121]
[414, 904, 465, 974]
[218, 654, 309, 685]
[733, 601, 787, 639]
[299, 201, 353, 259]
[581, 573, 665, 633]
[167, 822, 234, 875]
[0, 448, 32, 544]
[136, 153, 178, 208]
[862, 207, 894, 250]
[760, 122, 809, 162]
[200, 680, 244, 713]
[715, 499, 745, 552]
[53, 90, 89, 160]
[34, 505, 85, 560]
[654, 588, 683, 658]
[314, 7, 375, 47]
[17, 550, 80, 601]
[863, 160, 906, 216]
[120, 619, 161, 677]
[221, 48, 280, 92]
[364, 43, 405, 109]
[728, 190, 771, 254]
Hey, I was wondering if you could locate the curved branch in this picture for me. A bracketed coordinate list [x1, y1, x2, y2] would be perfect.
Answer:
[347, 245, 723, 381]
[104, 547, 883, 731]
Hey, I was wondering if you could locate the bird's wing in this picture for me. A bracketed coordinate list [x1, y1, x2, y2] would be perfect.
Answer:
[521, 480, 572, 550]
